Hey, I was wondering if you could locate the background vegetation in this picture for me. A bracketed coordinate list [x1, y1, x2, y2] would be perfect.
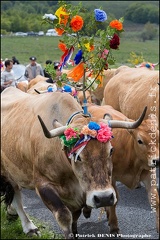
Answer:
[1, 36, 159, 69]
[1, 1, 159, 39]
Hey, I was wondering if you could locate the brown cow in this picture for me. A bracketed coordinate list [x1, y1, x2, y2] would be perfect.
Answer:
[1, 87, 146, 238]
[103, 67, 159, 128]
[87, 104, 159, 233]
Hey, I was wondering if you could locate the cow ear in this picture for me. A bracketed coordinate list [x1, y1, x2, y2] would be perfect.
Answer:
[103, 113, 113, 121]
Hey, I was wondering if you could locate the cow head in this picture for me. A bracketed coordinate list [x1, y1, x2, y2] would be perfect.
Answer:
[127, 117, 159, 168]
[37, 106, 147, 208]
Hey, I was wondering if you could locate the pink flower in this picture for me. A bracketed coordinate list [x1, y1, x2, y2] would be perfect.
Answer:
[64, 128, 79, 140]
[101, 49, 109, 59]
[97, 123, 112, 142]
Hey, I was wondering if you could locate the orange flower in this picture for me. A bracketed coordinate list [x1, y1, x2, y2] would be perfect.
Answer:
[55, 28, 64, 36]
[90, 45, 94, 51]
[109, 20, 123, 31]
[70, 15, 84, 32]
[67, 62, 84, 82]
[60, 14, 69, 26]
[58, 42, 67, 52]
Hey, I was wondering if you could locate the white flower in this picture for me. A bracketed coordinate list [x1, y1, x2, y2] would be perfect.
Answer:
[42, 14, 57, 21]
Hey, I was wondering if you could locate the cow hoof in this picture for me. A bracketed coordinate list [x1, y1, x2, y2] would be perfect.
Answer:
[135, 182, 142, 189]
[110, 228, 120, 235]
[27, 229, 41, 237]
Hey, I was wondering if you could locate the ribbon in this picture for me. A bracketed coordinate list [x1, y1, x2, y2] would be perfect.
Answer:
[68, 135, 91, 161]
[59, 46, 74, 71]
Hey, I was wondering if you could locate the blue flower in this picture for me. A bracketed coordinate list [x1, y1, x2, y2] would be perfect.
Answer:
[63, 85, 72, 92]
[94, 9, 107, 22]
[74, 50, 83, 65]
[88, 122, 100, 130]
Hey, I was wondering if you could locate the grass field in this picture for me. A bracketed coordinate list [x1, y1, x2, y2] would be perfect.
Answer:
[1, 35, 159, 69]
[1, 203, 63, 239]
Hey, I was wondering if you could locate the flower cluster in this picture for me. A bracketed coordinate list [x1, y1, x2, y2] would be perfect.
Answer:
[42, 1, 124, 91]
[60, 121, 113, 149]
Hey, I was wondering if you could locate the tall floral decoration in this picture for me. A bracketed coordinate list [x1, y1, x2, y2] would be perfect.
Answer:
[42, 1, 124, 114]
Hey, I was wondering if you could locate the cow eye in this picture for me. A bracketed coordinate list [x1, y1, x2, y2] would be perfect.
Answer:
[76, 155, 81, 161]
[110, 147, 114, 156]
[138, 139, 143, 144]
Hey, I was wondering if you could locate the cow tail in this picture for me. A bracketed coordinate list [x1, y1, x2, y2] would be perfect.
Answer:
[0, 176, 15, 207]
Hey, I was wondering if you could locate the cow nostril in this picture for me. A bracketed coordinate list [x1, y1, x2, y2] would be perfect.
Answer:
[93, 192, 115, 208]
[94, 195, 100, 204]
[110, 193, 114, 203]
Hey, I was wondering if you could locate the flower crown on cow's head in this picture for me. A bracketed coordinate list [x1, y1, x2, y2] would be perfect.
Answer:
[42, 1, 124, 91]
[60, 121, 113, 149]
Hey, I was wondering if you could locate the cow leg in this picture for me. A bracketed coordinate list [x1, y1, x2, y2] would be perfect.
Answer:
[140, 169, 159, 233]
[7, 204, 19, 220]
[72, 210, 82, 239]
[36, 183, 74, 239]
[105, 180, 119, 234]
[11, 188, 40, 236]
[82, 205, 92, 218]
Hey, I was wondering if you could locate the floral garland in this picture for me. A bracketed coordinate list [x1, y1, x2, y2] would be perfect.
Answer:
[60, 121, 113, 149]
[42, 1, 124, 90]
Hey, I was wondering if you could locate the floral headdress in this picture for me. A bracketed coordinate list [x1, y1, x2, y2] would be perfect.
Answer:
[42, 1, 124, 114]
[60, 121, 113, 161]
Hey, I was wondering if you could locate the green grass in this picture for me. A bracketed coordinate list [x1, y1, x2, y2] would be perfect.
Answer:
[1, 203, 63, 239]
[1, 35, 159, 69]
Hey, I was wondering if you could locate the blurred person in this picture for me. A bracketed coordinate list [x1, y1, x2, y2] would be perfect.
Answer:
[1, 59, 16, 92]
[24, 56, 44, 82]
[12, 56, 20, 65]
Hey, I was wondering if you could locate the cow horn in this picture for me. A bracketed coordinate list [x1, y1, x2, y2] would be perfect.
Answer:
[152, 62, 159, 67]
[38, 115, 67, 138]
[106, 106, 147, 129]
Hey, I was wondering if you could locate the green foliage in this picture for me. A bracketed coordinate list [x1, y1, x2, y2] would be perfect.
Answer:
[45, 63, 56, 79]
[127, 51, 144, 65]
[1, 1, 159, 34]
[140, 22, 158, 42]
[42, 1, 124, 90]
[125, 2, 159, 24]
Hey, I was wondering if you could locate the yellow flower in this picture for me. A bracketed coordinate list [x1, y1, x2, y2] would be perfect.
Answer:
[84, 43, 91, 52]
[55, 6, 69, 25]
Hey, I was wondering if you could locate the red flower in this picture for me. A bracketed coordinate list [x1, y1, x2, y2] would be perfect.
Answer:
[64, 128, 79, 140]
[70, 15, 84, 32]
[109, 33, 120, 49]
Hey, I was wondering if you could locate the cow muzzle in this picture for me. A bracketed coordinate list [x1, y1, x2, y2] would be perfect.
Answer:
[152, 158, 159, 168]
[148, 158, 159, 168]
[86, 188, 117, 208]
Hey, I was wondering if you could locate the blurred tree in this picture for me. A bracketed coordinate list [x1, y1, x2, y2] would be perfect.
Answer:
[140, 22, 158, 42]
[125, 3, 159, 24]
